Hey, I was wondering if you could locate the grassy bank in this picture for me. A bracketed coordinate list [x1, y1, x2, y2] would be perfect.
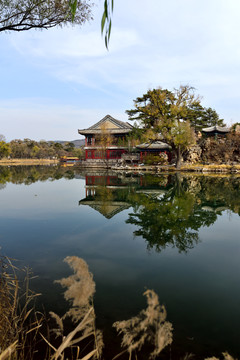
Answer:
[0, 158, 59, 165]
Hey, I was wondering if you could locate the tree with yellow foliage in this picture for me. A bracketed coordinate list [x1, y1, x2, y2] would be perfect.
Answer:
[96, 123, 113, 165]
[126, 85, 199, 169]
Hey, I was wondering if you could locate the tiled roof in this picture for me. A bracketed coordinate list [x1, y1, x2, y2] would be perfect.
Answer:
[78, 115, 133, 135]
[88, 115, 133, 130]
[79, 200, 131, 219]
[137, 140, 171, 150]
[202, 125, 230, 133]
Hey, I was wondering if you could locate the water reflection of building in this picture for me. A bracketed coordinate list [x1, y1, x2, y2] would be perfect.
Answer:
[85, 174, 127, 188]
[201, 206, 228, 213]
[79, 197, 131, 219]
[79, 173, 133, 219]
[79, 172, 173, 219]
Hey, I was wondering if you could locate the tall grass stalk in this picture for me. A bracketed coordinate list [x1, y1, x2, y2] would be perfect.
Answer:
[0, 255, 42, 359]
[1, 255, 238, 360]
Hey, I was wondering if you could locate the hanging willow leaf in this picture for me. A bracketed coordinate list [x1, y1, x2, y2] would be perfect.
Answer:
[101, 10, 107, 34]
[108, 19, 112, 41]
[101, 0, 114, 49]
[70, 0, 78, 22]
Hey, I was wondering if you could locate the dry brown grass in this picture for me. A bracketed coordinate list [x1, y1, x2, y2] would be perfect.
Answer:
[1, 255, 238, 360]
[0, 158, 58, 166]
[205, 353, 237, 360]
[45, 256, 103, 360]
[113, 289, 173, 359]
[0, 256, 42, 360]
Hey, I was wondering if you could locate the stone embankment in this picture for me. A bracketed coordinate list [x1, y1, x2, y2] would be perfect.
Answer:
[111, 164, 240, 174]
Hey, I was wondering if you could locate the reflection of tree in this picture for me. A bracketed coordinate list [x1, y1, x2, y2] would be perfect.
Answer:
[126, 174, 218, 253]
[0, 167, 10, 185]
[0, 183, 6, 190]
[0, 166, 75, 185]
[95, 186, 114, 215]
[198, 176, 240, 216]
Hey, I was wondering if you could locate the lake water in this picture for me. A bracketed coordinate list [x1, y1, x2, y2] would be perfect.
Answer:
[0, 166, 240, 359]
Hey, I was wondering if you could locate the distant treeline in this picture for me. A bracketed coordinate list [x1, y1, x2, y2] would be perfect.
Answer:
[0, 137, 84, 159]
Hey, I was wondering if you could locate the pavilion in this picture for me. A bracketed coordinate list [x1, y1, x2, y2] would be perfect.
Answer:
[136, 140, 172, 162]
[202, 125, 230, 137]
[78, 115, 133, 162]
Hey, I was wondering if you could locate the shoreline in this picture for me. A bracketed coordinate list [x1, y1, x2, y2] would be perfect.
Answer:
[0, 158, 59, 165]
[0, 159, 240, 174]
[78, 163, 240, 174]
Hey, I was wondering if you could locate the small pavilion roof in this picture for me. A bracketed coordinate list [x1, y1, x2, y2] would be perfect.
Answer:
[78, 114, 133, 135]
[202, 125, 230, 134]
[136, 140, 171, 150]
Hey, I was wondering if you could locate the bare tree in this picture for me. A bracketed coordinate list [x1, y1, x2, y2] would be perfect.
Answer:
[96, 123, 113, 166]
[0, 0, 92, 33]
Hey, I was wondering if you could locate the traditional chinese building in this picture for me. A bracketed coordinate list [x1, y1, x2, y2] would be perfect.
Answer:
[78, 115, 133, 162]
[136, 140, 172, 162]
[202, 125, 230, 138]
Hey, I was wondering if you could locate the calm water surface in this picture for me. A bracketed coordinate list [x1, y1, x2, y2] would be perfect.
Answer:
[0, 166, 240, 359]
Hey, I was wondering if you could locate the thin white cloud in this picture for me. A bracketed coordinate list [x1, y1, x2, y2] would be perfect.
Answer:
[9, 27, 140, 59]
[1, 0, 240, 140]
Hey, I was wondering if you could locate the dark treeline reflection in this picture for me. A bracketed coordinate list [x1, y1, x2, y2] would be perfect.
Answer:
[0, 165, 75, 186]
[126, 174, 240, 253]
[1, 166, 240, 254]
[126, 175, 212, 253]
[79, 172, 240, 253]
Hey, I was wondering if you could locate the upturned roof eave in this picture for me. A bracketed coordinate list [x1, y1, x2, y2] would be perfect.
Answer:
[136, 141, 171, 150]
[84, 146, 129, 149]
[78, 114, 133, 134]
[78, 129, 132, 135]
[202, 125, 230, 133]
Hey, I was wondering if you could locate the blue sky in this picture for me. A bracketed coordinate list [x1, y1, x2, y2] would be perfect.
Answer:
[1, 0, 240, 141]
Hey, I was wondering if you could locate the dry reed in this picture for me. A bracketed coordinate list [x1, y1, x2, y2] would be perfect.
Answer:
[205, 353, 237, 360]
[113, 289, 173, 359]
[1, 255, 238, 360]
[45, 256, 103, 360]
[0, 255, 42, 360]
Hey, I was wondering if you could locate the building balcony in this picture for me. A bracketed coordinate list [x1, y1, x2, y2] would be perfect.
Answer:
[85, 140, 129, 149]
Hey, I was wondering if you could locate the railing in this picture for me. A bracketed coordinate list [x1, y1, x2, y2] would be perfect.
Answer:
[85, 140, 128, 147]
[121, 153, 140, 161]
